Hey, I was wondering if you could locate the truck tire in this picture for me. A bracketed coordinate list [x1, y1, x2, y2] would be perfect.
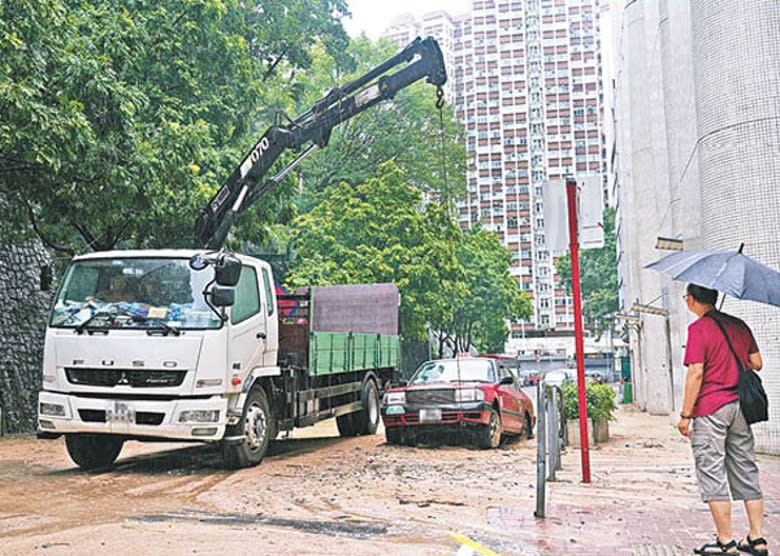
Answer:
[221, 387, 273, 469]
[337, 377, 380, 437]
[477, 408, 502, 449]
[65, 434, 123, 470]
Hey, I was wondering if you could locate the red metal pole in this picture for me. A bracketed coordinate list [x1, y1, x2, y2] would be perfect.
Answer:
[566, 176, 591, 484]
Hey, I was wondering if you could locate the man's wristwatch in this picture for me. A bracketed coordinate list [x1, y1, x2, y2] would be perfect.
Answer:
[680, 412, 694, 419]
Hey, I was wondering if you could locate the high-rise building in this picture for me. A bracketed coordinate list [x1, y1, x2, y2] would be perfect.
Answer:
[383, 0, 607, 351]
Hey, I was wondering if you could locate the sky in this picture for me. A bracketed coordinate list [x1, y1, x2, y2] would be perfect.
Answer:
[342, 0, 471, 40]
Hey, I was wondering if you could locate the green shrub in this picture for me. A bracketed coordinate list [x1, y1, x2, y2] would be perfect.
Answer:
[562, 381, 617, 422]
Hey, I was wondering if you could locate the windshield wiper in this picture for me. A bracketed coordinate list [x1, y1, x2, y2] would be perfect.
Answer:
[133, 316, 181, 336]
[75, 310, 125, 334]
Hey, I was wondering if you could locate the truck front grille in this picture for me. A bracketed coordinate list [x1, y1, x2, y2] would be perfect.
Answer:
[406, 389, 455, 405]
[77, 409, 165, 425]
[65, 368, 186, 388]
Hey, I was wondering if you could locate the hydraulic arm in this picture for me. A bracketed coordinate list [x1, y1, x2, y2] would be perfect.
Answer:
[195, 37, 447, 250]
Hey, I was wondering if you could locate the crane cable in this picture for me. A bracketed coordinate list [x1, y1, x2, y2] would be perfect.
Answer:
[435, 85, 450, 214]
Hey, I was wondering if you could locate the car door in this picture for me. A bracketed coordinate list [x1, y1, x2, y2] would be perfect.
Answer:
[496, 364, 522, 433]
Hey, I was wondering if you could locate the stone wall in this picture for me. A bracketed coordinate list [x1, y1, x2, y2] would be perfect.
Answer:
[0, 242, 52, 434]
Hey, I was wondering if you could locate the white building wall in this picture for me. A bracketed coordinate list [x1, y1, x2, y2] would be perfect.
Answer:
[614, 0, 780, 451]
[690, 0, 780, 453]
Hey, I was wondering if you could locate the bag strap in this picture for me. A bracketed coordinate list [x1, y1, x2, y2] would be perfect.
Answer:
[705, 312, 746, 376]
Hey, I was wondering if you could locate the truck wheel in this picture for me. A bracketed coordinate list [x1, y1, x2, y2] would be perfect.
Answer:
[478, 409, 502, 449]
[221, 387, 273, 469]
[65, 434, 123, 470]
[339, 378, 380, 437]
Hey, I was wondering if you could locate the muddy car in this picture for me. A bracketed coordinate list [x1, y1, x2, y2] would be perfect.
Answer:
[381, 357, 535, 448]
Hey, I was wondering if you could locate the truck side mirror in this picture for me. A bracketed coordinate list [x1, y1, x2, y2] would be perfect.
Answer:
[40, 265, 53, 292]
[211, 286, 235, 307]
[215, 254, 242, 287]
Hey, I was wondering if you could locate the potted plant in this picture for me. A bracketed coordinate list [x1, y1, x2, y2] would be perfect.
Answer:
[562, 380, 617, 445]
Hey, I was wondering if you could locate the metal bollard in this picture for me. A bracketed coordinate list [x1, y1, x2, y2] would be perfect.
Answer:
[534, 383, 546, 518]
[548, 387, 559, 480]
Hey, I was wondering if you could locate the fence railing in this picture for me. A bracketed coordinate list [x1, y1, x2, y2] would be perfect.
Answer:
[534, 382, 566, 518]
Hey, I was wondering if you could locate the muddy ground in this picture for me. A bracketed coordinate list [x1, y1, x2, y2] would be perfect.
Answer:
[2, 409, 777, 555]
[0, 418, 542, 555]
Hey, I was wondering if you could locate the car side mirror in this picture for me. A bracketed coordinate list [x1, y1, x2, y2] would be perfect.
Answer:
[499, 376, 514, 386]
[211, 285, 235, 307]
[215, 254, 242, 287]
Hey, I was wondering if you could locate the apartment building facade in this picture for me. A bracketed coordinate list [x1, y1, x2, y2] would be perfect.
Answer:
[384, 0, 607, 353]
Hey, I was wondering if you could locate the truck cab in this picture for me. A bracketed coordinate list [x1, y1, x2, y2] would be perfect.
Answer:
[38, 250, 280, 464]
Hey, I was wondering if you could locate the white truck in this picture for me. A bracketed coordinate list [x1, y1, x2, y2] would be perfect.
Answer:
[36, 37, 447, 469]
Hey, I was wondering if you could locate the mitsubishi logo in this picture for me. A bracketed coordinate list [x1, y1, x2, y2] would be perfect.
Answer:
[117, 372, 130, 386]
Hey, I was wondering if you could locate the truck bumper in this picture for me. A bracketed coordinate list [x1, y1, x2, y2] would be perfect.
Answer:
[37, 391, 228, 441]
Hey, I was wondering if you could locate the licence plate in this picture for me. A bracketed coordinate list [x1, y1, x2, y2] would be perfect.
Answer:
[419, 408, 442, 423]
[106, 401, 135, 424]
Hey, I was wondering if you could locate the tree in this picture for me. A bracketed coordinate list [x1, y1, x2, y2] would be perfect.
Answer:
[0, 0, 349, 253]
[555, 206, 619, 336]
[433, 227, 533, 355]
[285, 163, 463, 340]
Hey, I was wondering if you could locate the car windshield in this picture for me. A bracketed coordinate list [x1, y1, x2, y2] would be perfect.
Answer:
[410, 359, 496, 385]
[50, 257, 221, 330]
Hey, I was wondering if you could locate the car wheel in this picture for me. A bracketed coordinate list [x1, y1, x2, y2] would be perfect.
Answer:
[65, 434, 124, 470]
[478, 408, 502, 449]
[221, 387, 273, 469]
[385, 426, 403, 445]
[521, 412, 534, 439]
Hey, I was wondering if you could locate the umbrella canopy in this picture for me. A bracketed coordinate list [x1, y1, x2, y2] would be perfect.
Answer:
[646, 247, 780, 307]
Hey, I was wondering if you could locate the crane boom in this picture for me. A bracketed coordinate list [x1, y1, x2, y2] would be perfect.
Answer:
[195, 36, 447, 250]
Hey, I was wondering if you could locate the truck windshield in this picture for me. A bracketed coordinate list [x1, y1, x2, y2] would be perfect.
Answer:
[50, 257, 222, 330]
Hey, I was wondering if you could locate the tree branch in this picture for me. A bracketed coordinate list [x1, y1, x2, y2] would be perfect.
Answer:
[25, 202, 74, 255]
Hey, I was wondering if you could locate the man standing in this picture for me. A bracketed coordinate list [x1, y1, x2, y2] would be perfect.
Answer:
[678, 284, 767, 555]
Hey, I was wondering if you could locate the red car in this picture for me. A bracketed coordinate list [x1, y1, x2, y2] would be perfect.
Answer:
[381, 357, 536, 448]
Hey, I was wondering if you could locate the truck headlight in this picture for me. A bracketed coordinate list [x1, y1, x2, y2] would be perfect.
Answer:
[455, 388, 485, 403]
[39, 402, 66, 417]
[383, 391, 406, 405]
[179, 410, 220, 423]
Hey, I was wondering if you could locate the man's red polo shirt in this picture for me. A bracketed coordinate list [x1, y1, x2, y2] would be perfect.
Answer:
[683, 310, 759, 417]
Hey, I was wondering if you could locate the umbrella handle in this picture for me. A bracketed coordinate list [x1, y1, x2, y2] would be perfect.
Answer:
[720, 243, 744, 309]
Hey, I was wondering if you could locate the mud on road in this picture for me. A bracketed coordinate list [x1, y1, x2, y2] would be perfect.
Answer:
[0, 421, 540, 555]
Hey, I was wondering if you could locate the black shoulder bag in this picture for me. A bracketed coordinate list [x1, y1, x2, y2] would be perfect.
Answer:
[707, 313, 769, 425]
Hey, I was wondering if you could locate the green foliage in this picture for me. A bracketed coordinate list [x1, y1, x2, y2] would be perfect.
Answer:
[0, 0, 349, 252]
[562, 380, 617, 422]
[556, 207, 619, 335]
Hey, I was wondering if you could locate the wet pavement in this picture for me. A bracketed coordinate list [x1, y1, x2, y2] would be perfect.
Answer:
[0, 406, 778, 555]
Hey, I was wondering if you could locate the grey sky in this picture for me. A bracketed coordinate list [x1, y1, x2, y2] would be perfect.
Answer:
[342, 0, 471, 39]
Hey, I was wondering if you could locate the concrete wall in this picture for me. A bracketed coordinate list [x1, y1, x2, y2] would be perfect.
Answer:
[0, 242, 52, 434]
